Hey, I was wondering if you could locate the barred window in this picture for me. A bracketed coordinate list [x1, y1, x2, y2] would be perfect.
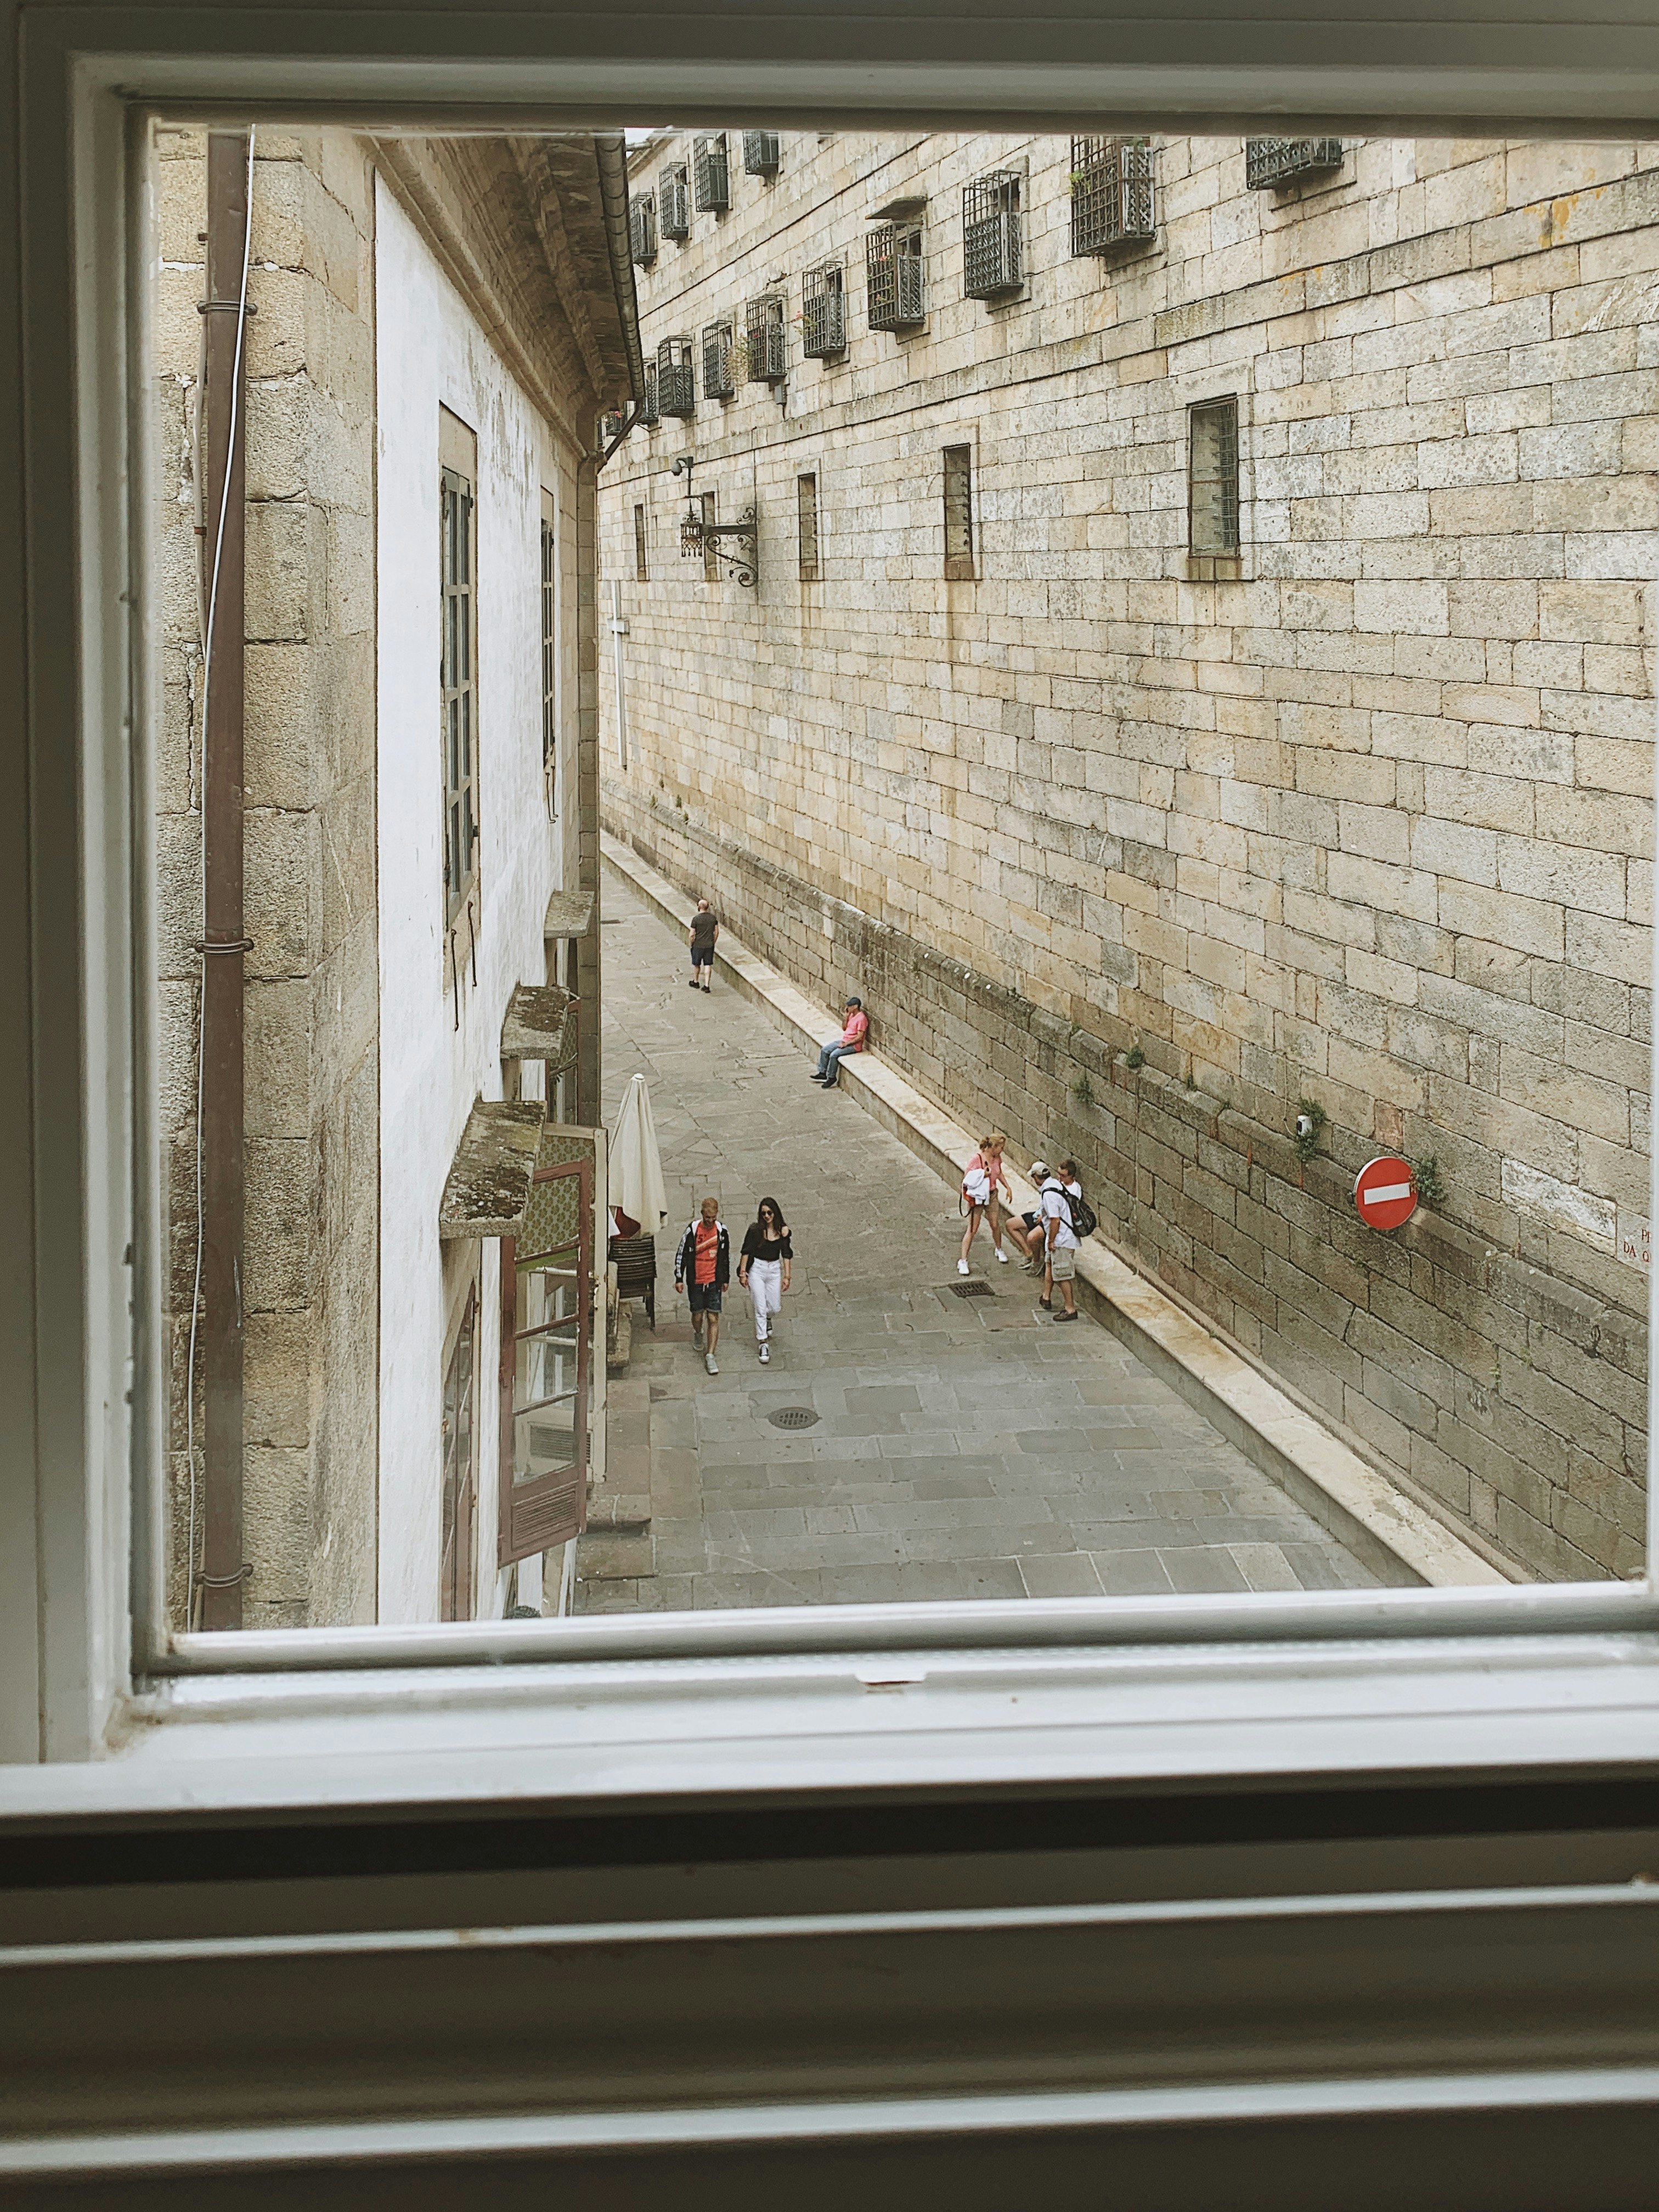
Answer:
[1245, 137, 1345, 190]
[634, 503, 648, 584]
[943, 443, 974, 580]
[745, 294, 787, 383]
[802, 263, 846, 357]
[692, 133, 730, 212]
[639, 360, 658, 427]
[1069, 136, 1157, 255]
[658, 163, 689, 239]
[702, 320, 735, 401]
[743, 131, 781, 176]
[866, 221, 926, 330]
[657, 337, 696, 417]
[1189, 397, 1240, 554]
[962, 171, 1022, 300]
[797, 472, 820, 582]
[628, 189, 656, 266]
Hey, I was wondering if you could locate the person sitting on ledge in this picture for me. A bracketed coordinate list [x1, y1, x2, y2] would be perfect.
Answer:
[810, 996, 869, 1089]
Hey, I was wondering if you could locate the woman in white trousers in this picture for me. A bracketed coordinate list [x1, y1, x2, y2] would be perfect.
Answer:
[737, 1197, 793, 1365]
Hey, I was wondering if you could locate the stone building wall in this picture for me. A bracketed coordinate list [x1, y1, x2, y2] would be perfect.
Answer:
[154, 126, 380, 1629]
[599, 130, 1657, 1581]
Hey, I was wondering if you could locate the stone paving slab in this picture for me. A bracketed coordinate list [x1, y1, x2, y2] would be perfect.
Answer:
[577, 872, 1378, 1613]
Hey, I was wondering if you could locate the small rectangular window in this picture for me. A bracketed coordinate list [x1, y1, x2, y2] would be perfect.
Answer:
[439, 408, 479, 926]
[634, 503, 648, 583]
[540, 489, 557, 817]
[797, 472, 820, 582]
[943, 444, 974, 580]
[1189, 396, 1240, 554]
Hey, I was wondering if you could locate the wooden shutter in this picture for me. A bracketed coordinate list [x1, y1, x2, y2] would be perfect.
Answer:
[498, 1155, 592, 1567]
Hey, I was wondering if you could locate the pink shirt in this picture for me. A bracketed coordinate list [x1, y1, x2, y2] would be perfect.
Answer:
[840, 1009, 869, 1050]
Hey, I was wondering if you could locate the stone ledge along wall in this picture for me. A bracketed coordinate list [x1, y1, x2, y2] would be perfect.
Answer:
[600, 131, 1655, 1582]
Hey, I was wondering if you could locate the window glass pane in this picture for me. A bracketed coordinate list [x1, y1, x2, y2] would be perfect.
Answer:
[139, 117, 1651, 1647]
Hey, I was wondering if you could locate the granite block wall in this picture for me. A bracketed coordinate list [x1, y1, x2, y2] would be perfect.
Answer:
[600, 129, 1656, 1578]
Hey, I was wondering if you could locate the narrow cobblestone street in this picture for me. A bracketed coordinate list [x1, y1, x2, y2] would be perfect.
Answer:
[579, 868, 1378, 1612]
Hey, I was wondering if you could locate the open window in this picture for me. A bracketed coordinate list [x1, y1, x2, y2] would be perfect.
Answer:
[499, 1139, 595, 1568]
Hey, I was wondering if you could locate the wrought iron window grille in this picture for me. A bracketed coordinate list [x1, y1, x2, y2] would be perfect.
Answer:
[743, 131, 781, 176]
[1189, 396, 1241, 555]
[800, 263, 846, 357]
[1245, 137, 1345, 190]
[866, 222, 926, 330]
[629, 190, 657, 266]
[672, 454, 758, 587]
[1069, 137, 1157, 256]
[962, 170, 1023, 300]
[596, 409, 626, 449]
[638, 362, 659, 428]
[656, 337, 696, 418]
[693, 133, 730, 212]
[745, 294, 787, 383]
[702, 321, 736, 401]
[658, 164, 689, 239]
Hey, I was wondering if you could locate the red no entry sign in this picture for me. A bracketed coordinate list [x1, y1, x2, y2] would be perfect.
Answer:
[1354, 1154, 1417, 1231]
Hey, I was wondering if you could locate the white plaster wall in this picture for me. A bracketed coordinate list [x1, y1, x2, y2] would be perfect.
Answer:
[375, 178, 567, 1624]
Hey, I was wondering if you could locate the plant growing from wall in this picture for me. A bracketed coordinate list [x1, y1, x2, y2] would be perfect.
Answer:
[1125, 1045, 1144, 1070]
[1413, 1154, 1447, 1210]
[1294, 1097, 1327, 1164]
[1072, 1071, 1096, 1110]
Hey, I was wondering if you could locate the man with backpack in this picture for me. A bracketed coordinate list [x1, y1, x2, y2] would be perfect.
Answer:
[1039, 1156, 1094, 1322]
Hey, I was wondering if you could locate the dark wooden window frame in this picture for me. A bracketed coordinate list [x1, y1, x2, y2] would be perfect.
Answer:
[797, 471, 820, 582]
[1188, 394, 1242, 555]
[633, 502, 648, 582]
[439, 1284, 478, 1623]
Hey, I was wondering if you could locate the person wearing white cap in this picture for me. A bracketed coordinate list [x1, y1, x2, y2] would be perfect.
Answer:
[1003, 1159, 1052, 1273]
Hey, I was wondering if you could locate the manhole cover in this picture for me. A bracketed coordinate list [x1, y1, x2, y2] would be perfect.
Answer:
[949, 1280, 996, 1299]
[766, 1406, 820, 1430]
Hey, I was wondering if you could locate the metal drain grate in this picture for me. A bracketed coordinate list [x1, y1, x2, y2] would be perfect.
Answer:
[949, 1279, 996, 1299]
[766, 1406, 820, 1430]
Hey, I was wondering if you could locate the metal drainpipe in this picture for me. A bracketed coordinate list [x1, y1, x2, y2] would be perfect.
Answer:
[198, 132, 252, 1630]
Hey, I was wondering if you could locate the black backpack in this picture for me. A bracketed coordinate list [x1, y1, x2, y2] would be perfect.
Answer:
[1044, 1180, 1098, 1240]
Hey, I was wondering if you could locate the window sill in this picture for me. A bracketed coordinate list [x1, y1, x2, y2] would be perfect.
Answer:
[4, 1605, 1658, 1826]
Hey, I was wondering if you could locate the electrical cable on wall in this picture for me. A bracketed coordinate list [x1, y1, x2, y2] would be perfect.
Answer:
[185, 126, 255, 1631]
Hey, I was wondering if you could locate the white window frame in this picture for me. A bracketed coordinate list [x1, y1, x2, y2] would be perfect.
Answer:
[4, 8, 1658, 1803]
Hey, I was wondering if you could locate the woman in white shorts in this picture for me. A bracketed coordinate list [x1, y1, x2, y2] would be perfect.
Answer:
[958, 1131, 1013, 1274]
[738, 1197, 793, 1364]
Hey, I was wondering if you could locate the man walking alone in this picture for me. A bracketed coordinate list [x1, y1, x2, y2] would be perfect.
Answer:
[687, 900, 720, 992]
[674, 1196, 729, 1373]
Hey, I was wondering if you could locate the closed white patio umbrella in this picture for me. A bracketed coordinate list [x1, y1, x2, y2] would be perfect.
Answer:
[609, 1071, 668, 1235]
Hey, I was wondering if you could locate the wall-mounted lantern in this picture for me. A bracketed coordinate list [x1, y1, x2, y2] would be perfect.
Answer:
[672, 454, 758, 588]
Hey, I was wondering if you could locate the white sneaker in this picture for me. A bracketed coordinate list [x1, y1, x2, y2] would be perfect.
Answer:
[994, 1248, 1009, 1263]
[957, 1259, 970, 1275]
[705, 1351, 719, 1375]
[759, 1343, 770, 1363]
